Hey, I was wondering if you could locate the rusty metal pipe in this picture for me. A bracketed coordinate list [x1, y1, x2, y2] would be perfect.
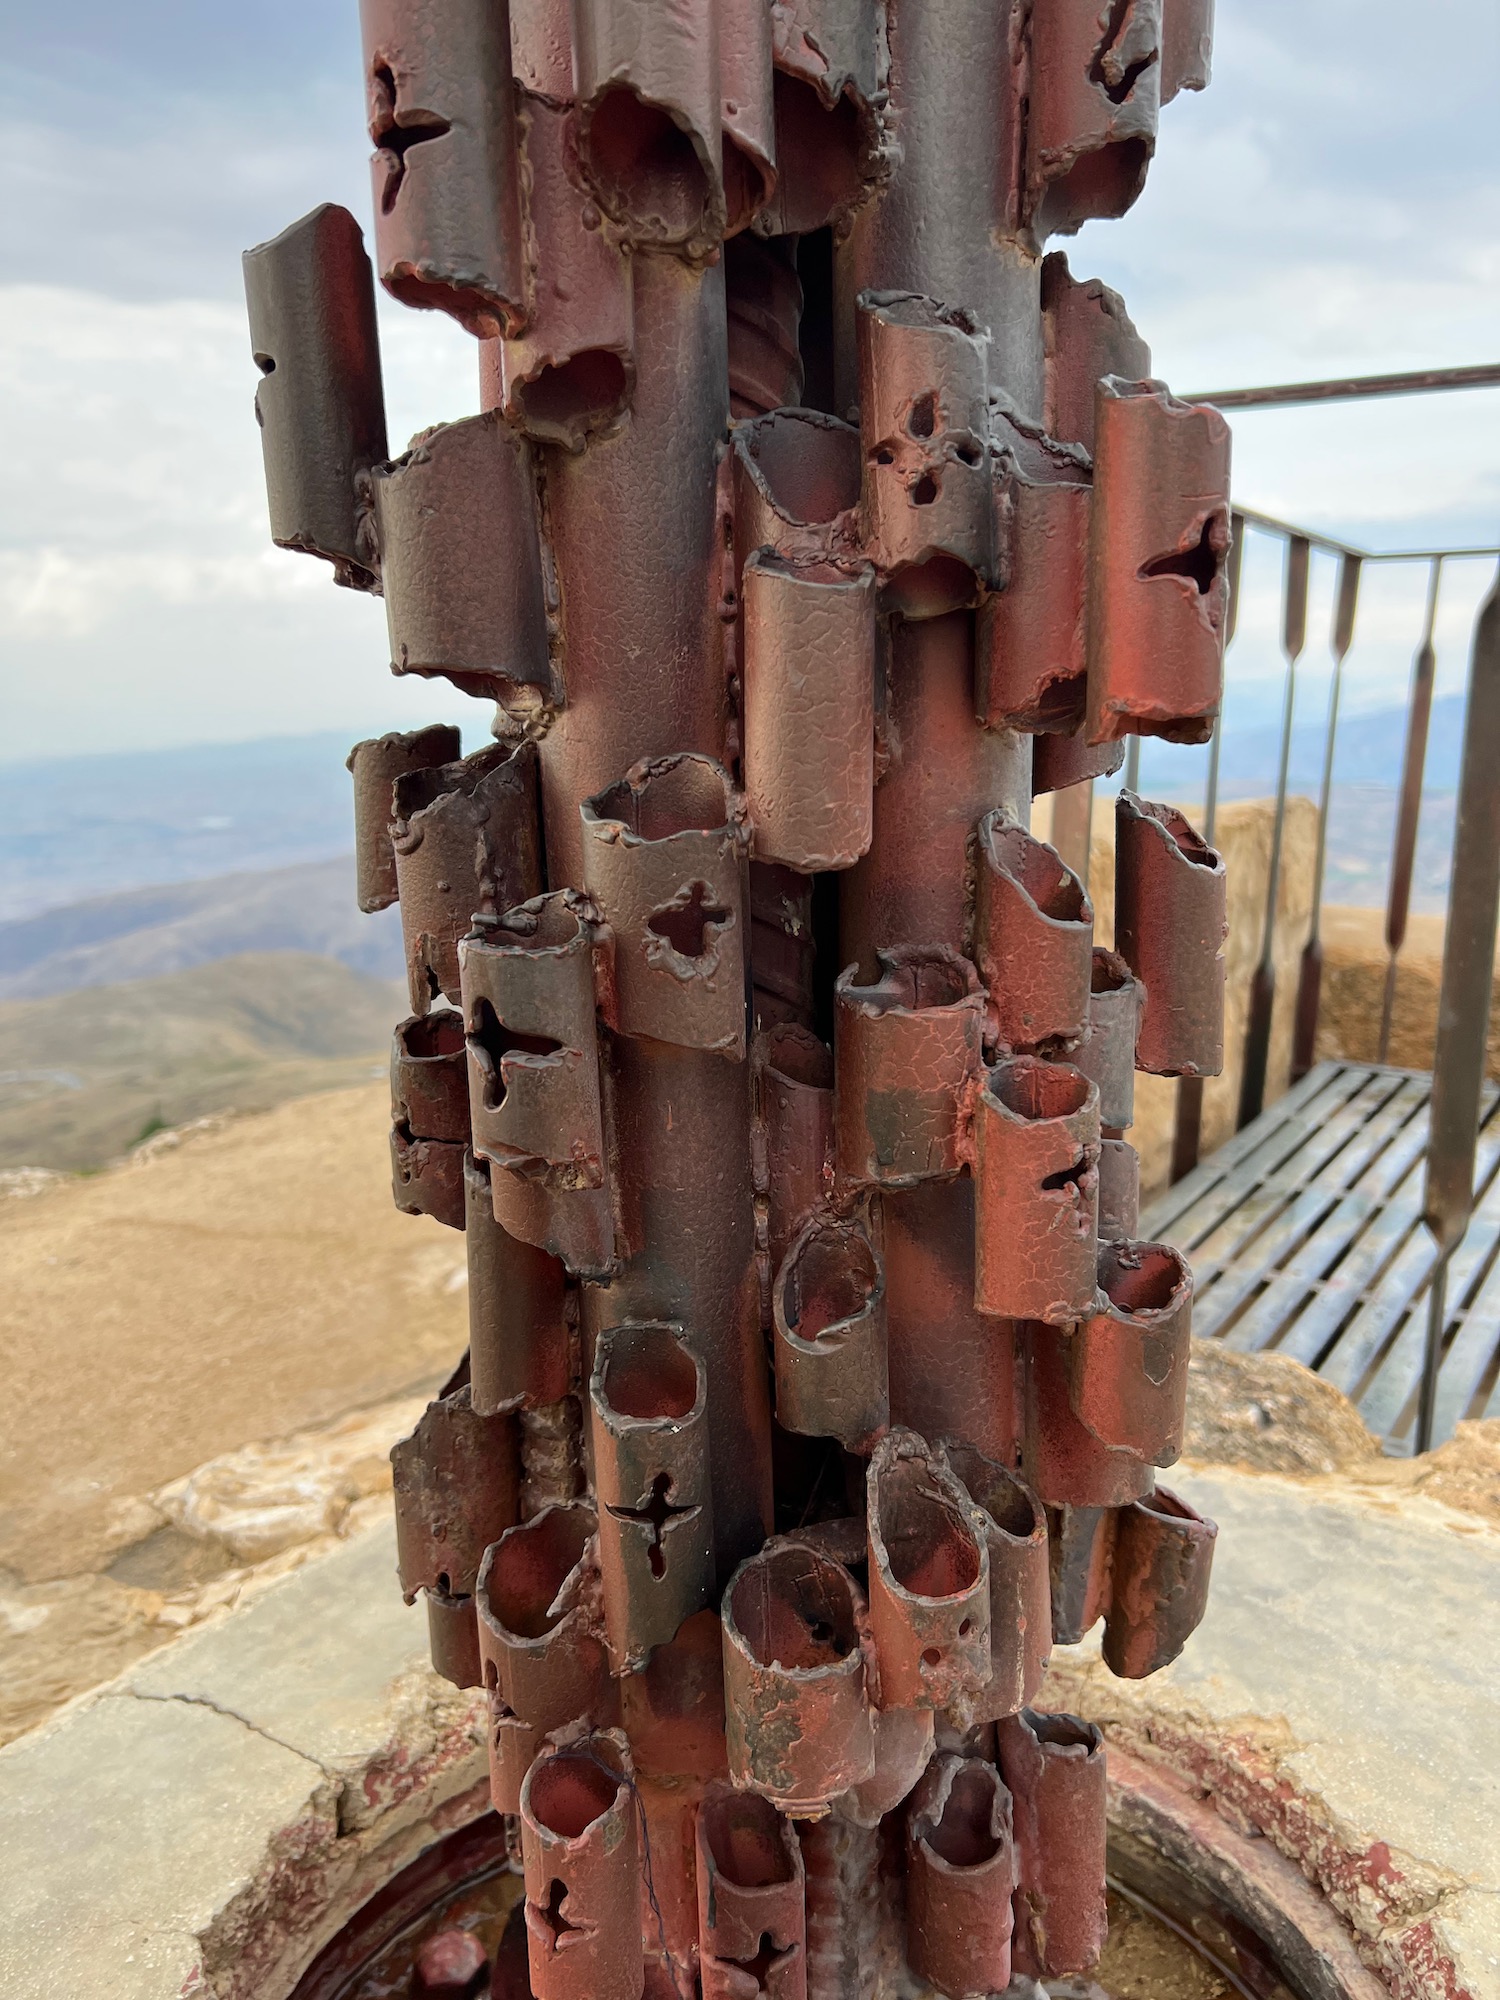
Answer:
[1239, 534, 1310, 1124]
[1379, 556, 1444, 1064]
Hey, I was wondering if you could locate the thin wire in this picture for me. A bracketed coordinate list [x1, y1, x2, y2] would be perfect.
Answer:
[559, 1743, 693, 2000]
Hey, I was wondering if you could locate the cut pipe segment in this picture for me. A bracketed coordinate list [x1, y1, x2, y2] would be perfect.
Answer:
[373, 411, 553, 706]
[857, 290, 993, 618]
[1023, 0, 1160, 244]
[1068, 1239, 1193, 1467]
[347, 724, 460, 912]
[722, 1538, 876, 1812]
[696, 1784, 808, 2000]
[752, 1022, 836, 1278]
[943, 1444, 1051, 1724]
[392, 1385, 520, 1684]
[972, 811, 1094, 1056]
[997, 1707, 1108, 1978]
[1097, 1136, 1141, 1243]
[772, 1213, 889, 1453]
[977, 415, 1092, 733]
[974, 1056, 1100, 1325]
[572, 0, 726, 258]
[464, 1152, 570, 1415]
[1085, 376, 1231, 746]
[520, 1728, 645, 2000]
[391, 740, 542, 1013]
[865, 1429, 991, 1715]
[1113, 791, 1227, 1077]
[360, 0, 527, 335]
[480, 97, 635, 451]
[742, 552, 876, 873]
[476, 1503, 615, 1811]
[581, 754, 750, 1058]
[905, 1754, 1017, 1999]
[1102, 1483, 1217, 1679]
[834, 947, 985, 1188]
[242, 204, 387, 591]
[1073, 946, 1143, 1131]
[589, 1321, 715, 1672]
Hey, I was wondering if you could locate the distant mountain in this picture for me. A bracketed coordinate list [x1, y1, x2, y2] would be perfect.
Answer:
[0, 856, 403, 1000]
[0, 951, 405, 1172]
[0, 731, 417, 924]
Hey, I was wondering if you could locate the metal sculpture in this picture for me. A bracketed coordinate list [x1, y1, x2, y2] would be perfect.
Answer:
[245, 2, 1231, 1992]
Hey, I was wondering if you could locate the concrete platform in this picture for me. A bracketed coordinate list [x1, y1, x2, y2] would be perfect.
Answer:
[0, 1465, 1494, 1999]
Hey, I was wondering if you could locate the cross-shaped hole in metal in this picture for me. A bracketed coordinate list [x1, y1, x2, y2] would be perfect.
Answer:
[647, 881, 729, 959]
[607, 1472, 694, 1579]
[469, 998, 563, 1111]
[731, 1932, 795, 1992]
[540, 1879, 580, 1943]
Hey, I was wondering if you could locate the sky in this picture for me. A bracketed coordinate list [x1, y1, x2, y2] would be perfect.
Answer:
[1, 0, 1497, 765]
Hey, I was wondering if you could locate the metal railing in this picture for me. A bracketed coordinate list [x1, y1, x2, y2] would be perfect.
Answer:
[1148, 504, 1500, 1451]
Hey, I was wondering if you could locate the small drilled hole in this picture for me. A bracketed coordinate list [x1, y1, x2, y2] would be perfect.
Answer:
[922, 1646, 943, 1667]
[958, 1619, 973, 1638]
[874, 447, 895, 466]
[908, 391, 937, 438]
[911, 474, 938, 506]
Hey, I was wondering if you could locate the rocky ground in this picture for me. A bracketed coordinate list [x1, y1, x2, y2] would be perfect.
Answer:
[3, 1075, 1496, 1755]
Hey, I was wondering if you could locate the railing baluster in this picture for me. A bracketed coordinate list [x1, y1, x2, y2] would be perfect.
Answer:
[1171, 512, 1244, 1181]
[1418, 565, 1500, 1451]
[1292, 552, 1362, 1081]
[1379, 557, 1444, 1062]
[1050, 780, 1093, 891]
[1237, 533, 1309, 1128]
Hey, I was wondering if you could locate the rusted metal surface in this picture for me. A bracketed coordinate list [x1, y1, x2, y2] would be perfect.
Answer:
[973, 811, 1094, 1056]
[773, 1212, 888, 1452]
[975, 1055, 1101, 1324]
[999, 1708, 1109, 1978]
[392, 1387, 520, 1688]
[249, 0, 1233, 1978]
[696, 1785, 807, 2000]
[1115, 792, 1227, 1079]
[347, 724, 459, 912]
[242, 205, 387, 591]
[1086, 380, 1232, 747]
[904, 1754, 1016, 1997]
[520, 1730, 643, 2000]
[589, 1321, 715, 1672]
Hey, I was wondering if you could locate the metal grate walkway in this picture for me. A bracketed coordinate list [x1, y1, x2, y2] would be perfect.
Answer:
[1143, 1060, 1500, 1453]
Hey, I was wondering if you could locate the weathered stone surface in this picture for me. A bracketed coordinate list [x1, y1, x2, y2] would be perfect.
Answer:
[1316, 905, 1500, 1082]
[0, 1518, 487, 2000]
[1046, 1463, 1500, 2000]
[0, 1688, 327, 2000]
[1183, 1339, 1382, 1477]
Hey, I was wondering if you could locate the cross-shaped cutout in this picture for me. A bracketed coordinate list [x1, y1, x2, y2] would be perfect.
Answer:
[539, 1878, 581, 1944]
[647, 881, 729, 960]
[731, 1932, 797, 1994]
[606, 1472, 696, 1579]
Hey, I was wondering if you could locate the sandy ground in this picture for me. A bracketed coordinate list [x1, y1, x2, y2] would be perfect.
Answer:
[0, 1081, 464, 1584]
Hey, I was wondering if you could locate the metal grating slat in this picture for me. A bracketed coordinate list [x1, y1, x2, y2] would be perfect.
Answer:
[1149, 1063, 1500, 1451]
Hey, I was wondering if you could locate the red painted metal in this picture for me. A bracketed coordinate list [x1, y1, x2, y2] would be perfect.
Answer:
[250, 0, 1231, 1975]
[1114, 792, 1228, 1078]
[696, 1785, 807, 2000]
[520, 1730, 643, 2000]
[905, 1754, 1016, 1998]
[973, 811, 1093, 1055]
[975, 1056, 1101, 1324]
[347, 725, 459, 912]
[999, 1708, 1109, 1978]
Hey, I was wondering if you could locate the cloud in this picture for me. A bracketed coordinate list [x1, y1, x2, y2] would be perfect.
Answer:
[2, 0, 1496, 760]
